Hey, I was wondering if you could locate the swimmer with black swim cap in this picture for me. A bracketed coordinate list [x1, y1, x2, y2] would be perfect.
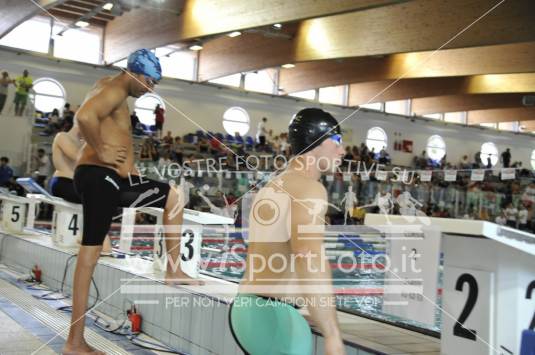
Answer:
[230, 108, 346, 355]
[63, 49, 202, 355]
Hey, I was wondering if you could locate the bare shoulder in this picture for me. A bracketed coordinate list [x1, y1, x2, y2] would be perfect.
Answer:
[52, 132, 66, 147]
[279, 174, 327, 201]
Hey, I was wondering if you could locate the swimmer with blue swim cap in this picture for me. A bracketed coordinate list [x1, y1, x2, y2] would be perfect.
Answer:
[124, 48, 162, 97]
[127, 48, 162, 82]
[63, 49, 203, 355]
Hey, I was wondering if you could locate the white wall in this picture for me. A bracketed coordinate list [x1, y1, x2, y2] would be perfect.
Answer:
[0, 115, 32, 173]
[1, 47, 533, 169]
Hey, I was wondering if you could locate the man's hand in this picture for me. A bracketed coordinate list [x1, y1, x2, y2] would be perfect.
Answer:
[97, 144, 127, 168]
[324, 335, 346, 355]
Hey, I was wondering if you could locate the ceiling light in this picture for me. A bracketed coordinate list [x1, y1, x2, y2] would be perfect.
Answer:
[227, 31, 242, 37]
[273, 23, 282, 29]
[75, 20, 89, 28]
[102, 2, 114, 10]
[189, 44, 203, 51]
[281, 63, 295, 69]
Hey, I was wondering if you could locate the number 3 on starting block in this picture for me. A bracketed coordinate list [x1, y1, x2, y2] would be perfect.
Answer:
[2, 201, 26, 234]
[180, 225, 202, 278]
[153, 224, 202, 279]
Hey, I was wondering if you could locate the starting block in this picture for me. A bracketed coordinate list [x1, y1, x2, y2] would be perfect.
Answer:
[15, 178, 83, 248]
[365, 214, 535, 355]
[119, 207, 234, 277]
[0, 193, 33, 234]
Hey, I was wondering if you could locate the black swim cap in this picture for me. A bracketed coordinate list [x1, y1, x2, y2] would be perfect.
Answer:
[288, 108, 341, 155]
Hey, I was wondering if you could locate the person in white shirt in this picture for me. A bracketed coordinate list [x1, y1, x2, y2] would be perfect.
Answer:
[495, 211, 507, 225]
[517, 205, 529, 231]
[522, 182, 535, 205]
[504, 203, 518, 228]
[256, 117, 268, 150]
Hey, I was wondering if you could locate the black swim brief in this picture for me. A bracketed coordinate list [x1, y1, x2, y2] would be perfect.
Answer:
[74, 165, 171, 246]
[50, 176, 81, 204]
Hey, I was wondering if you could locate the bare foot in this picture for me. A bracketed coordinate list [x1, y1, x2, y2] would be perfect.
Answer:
[63, 341, 105, 355]
[165, 271, 205, 286]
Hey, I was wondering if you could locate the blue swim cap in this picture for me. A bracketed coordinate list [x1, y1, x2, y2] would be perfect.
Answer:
[127, 49, 162, 82]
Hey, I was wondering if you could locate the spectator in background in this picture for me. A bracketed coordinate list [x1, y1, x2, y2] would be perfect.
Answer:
[14, 69, 33, 116]
[501, 148, 511, 168]
[459, 155, 470, 169]
[486, 155, 492, 169]
[154, 104, 165, 138]
[130, 110, 143, 135]
[256, 117, 268, 150]
[368, 147, 376, 161]
[162, 131, 173, 145]
[62, 103, 75, 131]
[0, 156, 13, 187]
[360, 143, 368, 159]
[474, 151, 482, 168]
[139, 137, 157, 162]
[495, 211, 506, 225]
[209, 135, 225, 156]
[0, 71, 14, 115]
[198, 137, 209, 153]
[518, 205, 529, 231]
[34, 148, 51, 187]
[522, 181, 535, 205]
[341, 146, 352, 169]
[378, 147, 390, 165]
[45, 108, 61, 135]
[504, 202, 517, 228]
[279, 133, 289, 157]
[171, 136, 183, 164]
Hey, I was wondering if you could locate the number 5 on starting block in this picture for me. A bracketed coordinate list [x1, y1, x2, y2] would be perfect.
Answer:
[2, 201, 26, 234]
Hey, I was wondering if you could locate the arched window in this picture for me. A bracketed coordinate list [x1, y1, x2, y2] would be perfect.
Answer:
[426, 135, 446, 161]
[134, 93, 165, 126]
[366, 127, 387, 153]
[480, 142, 499, 167]
[223, 107, 250, 136]
[32, 78, 66, 114]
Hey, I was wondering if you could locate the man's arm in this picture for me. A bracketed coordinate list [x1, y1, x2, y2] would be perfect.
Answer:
[289, 181, 344, 351]
[76, 84, 127, 166]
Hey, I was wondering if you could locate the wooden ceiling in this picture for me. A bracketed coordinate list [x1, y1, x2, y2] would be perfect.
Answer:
[2, 0, 535, 130]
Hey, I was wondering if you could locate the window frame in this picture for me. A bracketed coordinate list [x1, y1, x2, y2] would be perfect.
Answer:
[222, 106, 250, 136]
[31, 77, 67, 113]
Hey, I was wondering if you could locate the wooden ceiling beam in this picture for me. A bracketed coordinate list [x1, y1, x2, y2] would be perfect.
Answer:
[467, 107, 535, 124]
[199, 0, 535, 80]
[56, 4, 115, 21]
[55, 5, 114, 21]
[411, 94, 531, 115]
[347, 74, 535, 106]
[103, 0, 407, 63]
[48, 9, 107, 26]
[0, 0, 65, 38]
[279, 42, 535, 93]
